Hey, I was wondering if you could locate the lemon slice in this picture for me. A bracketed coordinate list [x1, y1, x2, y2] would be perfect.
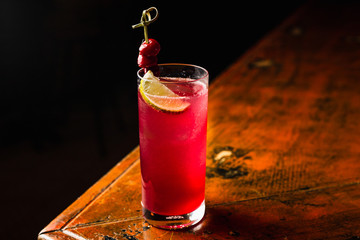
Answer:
[139, 70, 190, 112]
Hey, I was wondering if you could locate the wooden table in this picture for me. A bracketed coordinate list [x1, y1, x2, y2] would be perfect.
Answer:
[39, 2, 360, 239]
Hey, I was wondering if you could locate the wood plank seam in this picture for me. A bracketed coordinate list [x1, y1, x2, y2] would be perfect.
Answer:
[208, 180, 360, 208]
[61, 158, 141, 230]
[39, 157, 140, 236]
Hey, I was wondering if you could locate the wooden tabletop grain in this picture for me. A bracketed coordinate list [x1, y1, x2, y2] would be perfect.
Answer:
[39, 1, 360, 239]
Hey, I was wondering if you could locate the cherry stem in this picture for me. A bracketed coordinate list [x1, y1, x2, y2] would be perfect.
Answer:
[132, 7, 159, 43]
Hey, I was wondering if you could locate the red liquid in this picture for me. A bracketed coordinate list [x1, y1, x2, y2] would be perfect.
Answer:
[138, 79, 208, 216]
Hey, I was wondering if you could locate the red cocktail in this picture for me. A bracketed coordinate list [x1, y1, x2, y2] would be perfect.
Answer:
[137, 64, 208, 229]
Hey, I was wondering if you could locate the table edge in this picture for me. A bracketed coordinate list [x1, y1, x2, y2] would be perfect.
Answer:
[38, 146, 140, 236]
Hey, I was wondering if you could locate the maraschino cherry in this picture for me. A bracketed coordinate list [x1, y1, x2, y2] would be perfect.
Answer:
[139, 38, 160, 57]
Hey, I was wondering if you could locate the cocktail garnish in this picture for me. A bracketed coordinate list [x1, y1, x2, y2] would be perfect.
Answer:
[139, 70, 190, 113]
[132, 7, 160, 74]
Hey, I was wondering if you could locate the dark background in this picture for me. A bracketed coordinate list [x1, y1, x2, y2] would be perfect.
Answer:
[0, 0, 303, 239]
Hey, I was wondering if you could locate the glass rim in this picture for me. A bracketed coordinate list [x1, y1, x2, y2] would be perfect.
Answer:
[137, 63, 209, 84]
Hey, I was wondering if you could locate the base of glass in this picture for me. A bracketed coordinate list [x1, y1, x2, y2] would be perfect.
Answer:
[142, 200, 205, 230]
